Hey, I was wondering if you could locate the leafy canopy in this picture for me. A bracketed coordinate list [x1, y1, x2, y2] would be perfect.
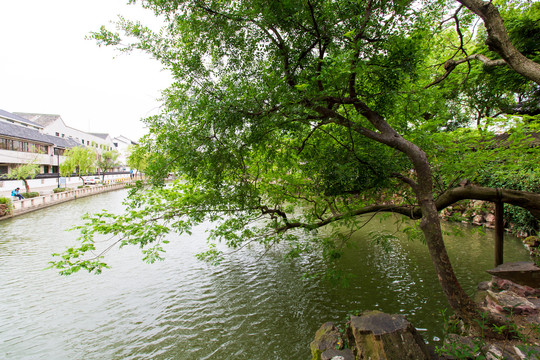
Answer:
[50, 0, 539, 275]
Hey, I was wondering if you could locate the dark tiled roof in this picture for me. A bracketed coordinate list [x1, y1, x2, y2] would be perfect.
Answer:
[13, 112, 62, 127]
[89, 132, 111, 139]
[0, 120, 52, 144]
[44, 134, 81, 148]
[0, 109, 43, 128]
[0, 121, 80, 149]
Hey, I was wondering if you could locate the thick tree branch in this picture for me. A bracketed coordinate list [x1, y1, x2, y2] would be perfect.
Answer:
[272, 185, 540, 234]
[436, 185, 540, 220]
[455, 0, 540, 85]
[426, 54, 508, 88]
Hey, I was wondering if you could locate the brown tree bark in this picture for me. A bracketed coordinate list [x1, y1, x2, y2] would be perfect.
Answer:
[455, 0, 540, 85]
[435, 186, 540, 220]
[391, 138, 481, 322]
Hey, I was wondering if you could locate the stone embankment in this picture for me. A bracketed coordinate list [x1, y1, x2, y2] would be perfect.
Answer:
[311, 262, 540, 360]
[441, 199, 539, 257]
[0, 182, 129, 220]
[441, 199, 532, 238]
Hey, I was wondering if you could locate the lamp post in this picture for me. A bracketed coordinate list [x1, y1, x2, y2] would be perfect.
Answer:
[52, 149, 60, 188]
[56, 151, 60, 188]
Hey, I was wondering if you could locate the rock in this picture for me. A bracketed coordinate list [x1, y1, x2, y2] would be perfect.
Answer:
[0, 204, 6, 217]
[486, 262, 540, 288]
[524, 236, 540, 247]
[472, 214, 485, 225]
[486, 290, 537, 315]
[491, 278, 540, 297]
[485, 213, 496, 224]
[483, 342, 540, 360]
[348, 310, 430, 359]
[442, 335, 539, 360]
[440, 334, 476, 357]
[478, 281, 490, 291]
[311, 322, 343, 360]
[321, 348, 355, 360]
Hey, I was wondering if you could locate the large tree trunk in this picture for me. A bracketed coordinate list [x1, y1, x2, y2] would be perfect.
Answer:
[408, 145, 480, 321]
[23, 179, 30, 194]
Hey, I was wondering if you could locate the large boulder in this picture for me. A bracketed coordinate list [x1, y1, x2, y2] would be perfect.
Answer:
[486, 290, 538, 315]
[348, 310, 431, 359]
[486, 262, 540, 288]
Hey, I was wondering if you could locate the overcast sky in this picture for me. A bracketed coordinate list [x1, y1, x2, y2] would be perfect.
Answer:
[0, 0, 172, 141]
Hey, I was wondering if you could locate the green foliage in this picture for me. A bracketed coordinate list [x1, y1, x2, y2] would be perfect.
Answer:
[6, 161, 39, 193]
[53, 187, 68, 193]
[97, 150, 120, 176]
[0, 196, 13, 216]
[126, 143, 150, 174]
[50, 0, 539, 279]
[21, 192, 39, 198]
[60, 146, 97, 181]
[437, 305, 540, 359]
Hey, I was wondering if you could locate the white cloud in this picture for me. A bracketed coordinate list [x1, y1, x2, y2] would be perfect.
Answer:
[0, 0, 172, 141]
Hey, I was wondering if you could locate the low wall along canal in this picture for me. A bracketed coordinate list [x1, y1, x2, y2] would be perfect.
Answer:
[0, 189, 533, 359]
[1, 182, 128, 219]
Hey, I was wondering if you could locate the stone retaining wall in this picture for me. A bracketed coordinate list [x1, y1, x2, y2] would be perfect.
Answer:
[0, 183, 128, 220]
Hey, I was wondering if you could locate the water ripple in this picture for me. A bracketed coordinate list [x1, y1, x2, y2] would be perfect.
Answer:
[0, 190, 533, 359]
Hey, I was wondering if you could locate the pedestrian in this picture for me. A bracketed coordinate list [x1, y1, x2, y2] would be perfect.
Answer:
[11, 187, 24, 200]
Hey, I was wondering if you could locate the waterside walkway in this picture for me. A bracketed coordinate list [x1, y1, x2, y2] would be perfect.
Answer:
[0, 182, 130, 220]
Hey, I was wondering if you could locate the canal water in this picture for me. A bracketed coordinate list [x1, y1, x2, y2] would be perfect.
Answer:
[0, 189, 532, 359]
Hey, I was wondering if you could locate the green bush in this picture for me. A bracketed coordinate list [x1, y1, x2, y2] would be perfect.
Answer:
[53, 188, 67, 193]
[0, 196, 13, 216]
[21, 192, 39, 198]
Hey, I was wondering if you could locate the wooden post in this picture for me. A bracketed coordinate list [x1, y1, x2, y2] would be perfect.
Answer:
[495, 200, 504, 267]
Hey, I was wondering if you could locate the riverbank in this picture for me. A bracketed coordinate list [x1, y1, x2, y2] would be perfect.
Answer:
[0, 182, 130, 220]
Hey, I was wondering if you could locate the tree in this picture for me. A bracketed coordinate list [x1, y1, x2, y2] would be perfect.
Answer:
[52, 0, 539, 332]
[97, 150, 120, 182]
[60, 146, 96, 183]
[6, 161, 39, 193]
[126, 144, 149, 178]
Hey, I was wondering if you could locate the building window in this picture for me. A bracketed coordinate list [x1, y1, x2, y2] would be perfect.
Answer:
[0, 165, 7, 175]
[55, 132, 59, 136]
[82, 139, 85, 144]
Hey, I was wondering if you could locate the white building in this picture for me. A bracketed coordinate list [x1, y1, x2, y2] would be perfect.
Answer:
[1, 109, 126, 176]
[113, 135, 138, 171]
[14, 113, 116, 153]
[0, 109, 79, 175]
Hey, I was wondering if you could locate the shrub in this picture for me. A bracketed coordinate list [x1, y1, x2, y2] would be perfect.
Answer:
[0, 196, 13, 216]
[53, 188, 67, 193]
[21, 192, 39, 198]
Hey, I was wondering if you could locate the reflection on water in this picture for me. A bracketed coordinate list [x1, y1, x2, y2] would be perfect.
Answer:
[0, 190, 531, 359]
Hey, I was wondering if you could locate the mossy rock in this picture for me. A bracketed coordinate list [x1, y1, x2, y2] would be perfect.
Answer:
[310, 322, 343, 360]
[348, 310, 430, 359]
[524, 236, 540, 246]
